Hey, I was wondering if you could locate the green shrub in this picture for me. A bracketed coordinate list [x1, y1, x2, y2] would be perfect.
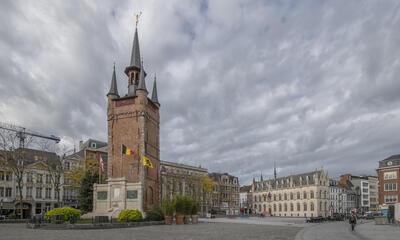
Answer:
[174, 195, 186, 215]
[191, 201, 199, 215]
[117, 209, 143, 222]
[183, 196, 193, 215]
[162, 198, 174, 216]
[44, 207, 81, 222]
[145, 207, 164, 221]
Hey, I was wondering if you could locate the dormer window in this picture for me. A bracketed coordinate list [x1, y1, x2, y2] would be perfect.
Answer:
[91, 142, 97, 148]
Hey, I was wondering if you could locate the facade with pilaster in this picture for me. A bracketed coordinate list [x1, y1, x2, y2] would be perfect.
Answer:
[252, 170, 329, 217]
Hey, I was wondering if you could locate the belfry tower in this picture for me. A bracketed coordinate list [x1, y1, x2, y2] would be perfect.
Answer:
[93, 22, 160, 215]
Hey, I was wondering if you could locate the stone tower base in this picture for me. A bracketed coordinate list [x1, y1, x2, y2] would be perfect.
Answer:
[92, 177, 143, 218]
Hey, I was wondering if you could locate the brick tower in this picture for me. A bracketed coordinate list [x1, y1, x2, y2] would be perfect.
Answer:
[93, 25, 160, 214]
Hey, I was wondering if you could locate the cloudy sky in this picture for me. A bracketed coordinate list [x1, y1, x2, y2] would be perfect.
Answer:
[1, 0, 400, 185]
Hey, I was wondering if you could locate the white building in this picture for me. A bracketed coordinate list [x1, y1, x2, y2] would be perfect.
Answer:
[329, 179, 357, 216]
[0, 149, 63, 218]
[252, 169, 330, 218]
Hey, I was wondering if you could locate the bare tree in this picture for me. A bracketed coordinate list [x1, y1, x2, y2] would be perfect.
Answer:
[0, 129, 34, 219]
[37, 139, 70, 208]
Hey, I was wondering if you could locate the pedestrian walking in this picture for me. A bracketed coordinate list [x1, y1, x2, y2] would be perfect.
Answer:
[349, 211, 357, 231]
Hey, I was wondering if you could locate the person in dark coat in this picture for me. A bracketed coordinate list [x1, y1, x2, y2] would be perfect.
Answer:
[349, 211, 357, 231]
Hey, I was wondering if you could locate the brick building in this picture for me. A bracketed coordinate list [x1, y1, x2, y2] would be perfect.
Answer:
[93, 24, 161, 215]
[377, 155, 399, 206]
[209, 172, 240, 215]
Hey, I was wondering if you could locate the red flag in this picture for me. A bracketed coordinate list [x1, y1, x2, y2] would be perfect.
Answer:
[100, 155, 105, 172]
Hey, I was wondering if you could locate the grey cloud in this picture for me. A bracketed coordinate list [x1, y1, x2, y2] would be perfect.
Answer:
[1, 0, 400, 186]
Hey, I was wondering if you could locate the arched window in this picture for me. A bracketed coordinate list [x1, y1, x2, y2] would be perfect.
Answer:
[273, 204, 277, 212]
[311, 202, 314, 211]
[279, 203, 282, 212]
[290, 192, 293, 200]
[279, 194, 282, 201]
[284, 193, 287, 200]
[254, 196, 257, 202]
[297, 202, 300, 211]
[324, 191, 327, 199]
[264, 195, 267, 202]
[263, 204, 266, 212]
[297, 192, 301, 199]
[319, 190, 322, 198]
[303, 202, 307, 211]
[290, 203, 294, 211]
[254, 204, 257, 210]
[303, 191, 307, 199]
[259, 195, 262, 202]
[320, 202, 322, 211]
[324, 202, 327, 211]
[284, 203, 287, 212]
[310, 191, 314, 199]
[259, 204, 262, 212]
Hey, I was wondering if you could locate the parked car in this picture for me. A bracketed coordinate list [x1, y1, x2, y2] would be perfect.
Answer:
[0, 215, 6, 220]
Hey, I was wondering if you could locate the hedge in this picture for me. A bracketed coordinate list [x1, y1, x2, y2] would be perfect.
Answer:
[117, 209, 143, 222]
[44, 207, 81, 222]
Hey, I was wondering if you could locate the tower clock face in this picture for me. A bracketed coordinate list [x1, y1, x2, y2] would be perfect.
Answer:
[387, 161, 393, 166]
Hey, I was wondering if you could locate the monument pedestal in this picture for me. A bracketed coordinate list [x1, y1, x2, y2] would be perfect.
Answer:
[92, 177, 143, 218]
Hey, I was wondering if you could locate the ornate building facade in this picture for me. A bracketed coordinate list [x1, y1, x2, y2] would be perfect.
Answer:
[93, 24, 160, 215]
[252, 170, 329, 217]
[209, 173, 240, 215]
[160, 160, 207, 205]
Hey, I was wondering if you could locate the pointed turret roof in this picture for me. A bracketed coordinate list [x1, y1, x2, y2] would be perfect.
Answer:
[130, 28, 141, 68]
[137, 61, 147, 93]
[151, 75, 159, 104]
[107, 64, 119, 98]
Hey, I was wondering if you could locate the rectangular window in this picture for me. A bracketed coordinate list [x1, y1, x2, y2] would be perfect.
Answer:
[384, 171, 397, 180]
[45, 188, 52, 199]
[26, 187, 33, 198]
[5, 187, 12, 197]
[384, 183, 397, 191]
[0, 171, 4, 180]
[46, 175, 51, 184]
[384, 195, 398, 203]
[36, 187, 42, 198]
[26, 172, 33, 183]
[0, 187, 4, 197]
[37, 174, 43, 183]
[5, 172, 12, 181]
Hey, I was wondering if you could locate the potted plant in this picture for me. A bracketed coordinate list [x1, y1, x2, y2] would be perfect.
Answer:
[191, 201, 199, 224]
[162, 199, 174, 225]
[183, 196, 193, 224]
[174, 195, 185, 225]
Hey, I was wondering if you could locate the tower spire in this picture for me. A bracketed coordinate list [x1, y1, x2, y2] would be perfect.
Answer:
[274, 161, 277, 181]
[151, 74, 159, 105]
[130, 27, 141, 69]
[107, 63, 119, 98]
[137, 61, 147, 93]
[260, 171, 263, 181]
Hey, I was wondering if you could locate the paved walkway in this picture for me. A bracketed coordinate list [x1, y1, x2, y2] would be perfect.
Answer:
[0, 222, 301, 240]
[296, 220, 400, 240]
[201, 216, 310, 227]
[356, 221, 400, 240]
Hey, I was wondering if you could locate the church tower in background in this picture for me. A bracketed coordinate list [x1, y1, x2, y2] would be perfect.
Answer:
[93, 20, 160, 214]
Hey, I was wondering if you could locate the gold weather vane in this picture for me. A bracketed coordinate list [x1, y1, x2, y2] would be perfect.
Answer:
[135, 11, 142, 27]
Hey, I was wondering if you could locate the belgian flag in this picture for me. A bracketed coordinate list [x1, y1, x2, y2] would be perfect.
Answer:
[122, 144, 134, 155]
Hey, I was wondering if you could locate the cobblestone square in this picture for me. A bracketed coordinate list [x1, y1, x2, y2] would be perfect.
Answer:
[0, 222, 301, 240]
